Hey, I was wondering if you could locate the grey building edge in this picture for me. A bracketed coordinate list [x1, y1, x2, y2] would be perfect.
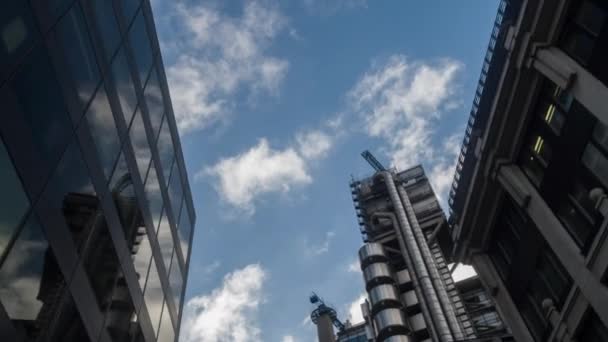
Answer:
[0, 1, 195, 342]
[448, 0, 608, 341]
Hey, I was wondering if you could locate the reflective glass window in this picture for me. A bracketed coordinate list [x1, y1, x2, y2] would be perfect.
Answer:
[103, 274, 144, 341]
[85, 84, 121, 181]
[582, 144, 608, 189]
[0, 138, 30, 255]
[56, 3, 101, 111]
[92, 0, 121, 59]
[177, 202, 192, 261]
[0, 215, 51, 322]
[111, 47, 138, 125]
[132, 226, 152, 290]
[129, 109, 151, 180]
[157, 117, 175, 185]
[12, 47, 72, 172]
[144, 257, 164, 337]
[129, 10, 153, 84]
[156, 208, 174, 270]
[109, 151, 130, 191]
[46, 139, 96, 258]
[144, 68, 164, 138]
[157, 301, 175, 342]
[122, 0, 141, 25]
[169, 249, 183, 310]
[0, 3, 39, 78]
[145, 163, 163, 230]
[168, 161, 183, 219]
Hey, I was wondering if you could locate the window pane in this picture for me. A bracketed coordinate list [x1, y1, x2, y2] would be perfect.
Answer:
[168, 161, 183, 219]
[582, 143, 608, 188]
[0, 138, 30, 255]
[109, 151, 130, 191]
[92, 0, 121, 59]
[157, 117, 174, 185]
[85, 84, 121, 181]
[178, 203, 192, 261]
[0, 3, 39, 77]
[156, 208, 174, 270]
[144, 257, 164, 337]
[144, 68, 164, 138]
[132, 227, 152, 290]
[122, 0, 141, 25]
[12, 47, 72, 171]
[575, 1, 606, 35]
[0, 215, 51, 320]
[103, 272, 144, 341]
[169, 250, 183, 310]
[111, 47, 138, 125]
[129, 10, 153, 84]
[157, 301, 175, 342]
[129, 109, 151, 180]
[145, 163, 163, 230]
[56, 3, 100, 110]
[592, 121, 608, 151]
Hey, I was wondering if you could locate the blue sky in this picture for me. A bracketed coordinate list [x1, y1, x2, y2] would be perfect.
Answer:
[150, 1, 498, 341]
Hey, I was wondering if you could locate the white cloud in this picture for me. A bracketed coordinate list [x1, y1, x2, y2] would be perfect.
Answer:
[180, 264, 267, 342]
[200, 139, 312, 214]
[305, 231, 336, 256]
[348, 55, 463, 204]
[296, 130, 333, 160]
[346, 293, 367, 324]
[282, 335, 296, 342]
[347, 259, 361, 273]
[163, 1, 290, 134]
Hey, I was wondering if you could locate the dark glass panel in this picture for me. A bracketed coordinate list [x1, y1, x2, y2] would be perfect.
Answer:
[582, 143, 608, 188]
[157, 301, 175, 342]
[85, 84, 121, 181]
[562, 28, 595, 63]
[157, 117, 174, 185]
[92, 0, 121, 59]
[578, 309, 608, 342]
[111, 47, 138, 125]
[0, 2, 39, 79]
[132, 227, 152, 291]
[592, 121, 608, 151]
[144, 163, 163, 230]
[143, 257, 164, 337]
[177, 202, 192, 261]
[168, 161, 183, 220]
[168, 249, 183, 311]
[128, 10, 153, 84]
[0, 138, 30, 255]
[156, 208, 173, 271]
[122, 0, 141, 25]
[109, 151, 130, 191]
[129, 109, 151, 180]
[12, 46, 72, 173]
[45, 139, 97, 257]
[575, 1, 606, 35]
[144, 68, 164, 138]
[103, 274, 144, 342]
[56, 3, 100, 111]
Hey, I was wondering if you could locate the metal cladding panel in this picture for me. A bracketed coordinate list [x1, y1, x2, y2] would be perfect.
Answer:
[401, 290, 418, 307]
[359, 243, 387, 263]
[374, 308, 407, 331]
[383, 335, 412, 342]
[395, 269, 411, 284]
[363, 263, 392, 284]
[369, 284, 400, 307]
[409, 312, 426, 332]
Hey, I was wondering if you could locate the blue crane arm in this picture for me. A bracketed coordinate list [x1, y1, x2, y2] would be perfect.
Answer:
[361, 150, 386, 171]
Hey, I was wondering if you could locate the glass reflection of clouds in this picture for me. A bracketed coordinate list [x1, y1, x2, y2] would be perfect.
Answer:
[169, 249, 183, 310]
[143, 256, 164, 337]
[129, 109, 152, 181]
[132, 229, 152, 291]
[156, 208, 174, 271]
[144, 68, 164, 137]
[157, 301, 175, 342]
[111, 47, 138, 125]
[145, 163, 163, 230]
[177, 203, 192, 262]
[156, 116, 174, 186]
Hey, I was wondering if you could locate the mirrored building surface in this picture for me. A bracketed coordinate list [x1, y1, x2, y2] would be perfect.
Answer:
[0, 1, 195, 341]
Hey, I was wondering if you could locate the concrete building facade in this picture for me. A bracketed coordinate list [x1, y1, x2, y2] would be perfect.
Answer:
[0, 1, 195, 341]
[448, 0, 608, 341]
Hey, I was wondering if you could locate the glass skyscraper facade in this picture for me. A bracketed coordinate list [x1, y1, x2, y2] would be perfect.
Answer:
[0, 1, 195, 342]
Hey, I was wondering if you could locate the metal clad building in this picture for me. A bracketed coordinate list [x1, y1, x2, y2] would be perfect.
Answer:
[448, 0, 608, 341]
[0, 1, 195, 341]
[350, 167, 472, 342]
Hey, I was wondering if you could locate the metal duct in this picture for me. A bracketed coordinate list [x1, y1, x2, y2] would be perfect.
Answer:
[370, 211, 437, 342]
[362, 262, 393, 288]
[369, 284, 400, 308]
[359, 243, 388, 267]
[383, 335, 412, 342]
[379, 171, 452, 342]
[397, 186, 465, 340]
[374, 308, 409, 340]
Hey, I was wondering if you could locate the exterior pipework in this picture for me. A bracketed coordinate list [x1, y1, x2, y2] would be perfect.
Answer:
[397, 185, 466, 341]
[380, 171, 453, 342]
[370, 211, 438, 342]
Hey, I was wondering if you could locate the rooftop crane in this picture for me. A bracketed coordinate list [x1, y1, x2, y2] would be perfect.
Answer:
[309, 292, 345, 332]
[361, 150, 386, 172]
